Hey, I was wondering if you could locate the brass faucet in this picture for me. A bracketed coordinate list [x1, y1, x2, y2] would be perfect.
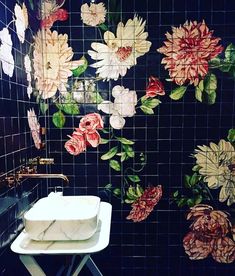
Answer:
[16, 166, 69, 185]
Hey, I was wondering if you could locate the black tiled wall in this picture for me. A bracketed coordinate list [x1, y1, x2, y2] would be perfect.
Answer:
[0, 0, 42, 273]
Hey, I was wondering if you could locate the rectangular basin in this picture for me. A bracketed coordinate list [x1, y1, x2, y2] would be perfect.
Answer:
[24, 196, 100, 241]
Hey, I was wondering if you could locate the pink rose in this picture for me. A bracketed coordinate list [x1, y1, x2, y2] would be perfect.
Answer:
[64, 130, 86, 155]
[79, 113, 104, 132]
[85, 130, 101, 147]
[146, 76, 165, 98]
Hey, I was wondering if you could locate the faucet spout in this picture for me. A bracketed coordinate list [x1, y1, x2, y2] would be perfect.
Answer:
[17, 173, 69, 185]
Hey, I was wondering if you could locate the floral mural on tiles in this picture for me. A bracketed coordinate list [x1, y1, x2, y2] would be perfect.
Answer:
[13, 0, 235, 264]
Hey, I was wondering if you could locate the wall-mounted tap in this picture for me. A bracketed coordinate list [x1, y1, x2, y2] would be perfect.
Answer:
[16, 173, 69, 185]
[14, 166, 69, 185]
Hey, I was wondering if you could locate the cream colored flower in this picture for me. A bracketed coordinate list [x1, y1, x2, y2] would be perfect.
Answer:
[14, 3, 28, 43]
[27, 108, 41, 150]
[98, 85, 137, 129]
[39, 0, 66, 20]
[33, 29, 84, 99]
[88, 16, 152, 81]
[24, 55, 32, 98]
[194, 139, 235, 206]
[81, 2, 106, 27]
[0, 28, 14, 77]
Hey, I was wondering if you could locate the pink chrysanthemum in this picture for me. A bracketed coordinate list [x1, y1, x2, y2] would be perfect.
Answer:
[126, 185, 162, 222]
[157, 20, 223, 86]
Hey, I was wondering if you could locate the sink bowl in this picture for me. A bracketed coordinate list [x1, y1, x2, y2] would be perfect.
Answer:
[24, 195, 100, 241]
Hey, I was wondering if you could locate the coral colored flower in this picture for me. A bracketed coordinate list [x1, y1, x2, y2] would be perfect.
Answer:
[88, 16, 151, 80]
[27, 108, 41, 150]
[65, 130, 86, 156]
[157, 20, 223, 86]
[187, 204, 231, 240]
[79, 113, 104, 132]
[211, 237, 235, 263]
[14, 3, 28, 43]
[41, 9, 68, 29]
[146, 76, 165, 98]
[33, 29, 84, 99]
[126, 185, 162, 222]
[65, 113, 104, 155]
[183, 231, 214, 260]
[81, 2, 106, 27]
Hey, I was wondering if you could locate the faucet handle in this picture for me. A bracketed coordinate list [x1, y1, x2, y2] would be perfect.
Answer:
[29, 157, 54, 165]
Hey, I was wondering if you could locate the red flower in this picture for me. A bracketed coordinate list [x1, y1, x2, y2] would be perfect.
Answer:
[126, 185, 162, 222]
[211, 237, 235, 263]
[146, 76, 165, 98]
[187, 204, 231, 240]
[183, 231, 214, 260]
[41, 9, 68, 29]
[157, 21, 223, 86]
[64, 130, 86, 156]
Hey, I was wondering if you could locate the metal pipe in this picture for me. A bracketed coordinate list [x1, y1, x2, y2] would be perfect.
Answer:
[17, 174, 69, 185]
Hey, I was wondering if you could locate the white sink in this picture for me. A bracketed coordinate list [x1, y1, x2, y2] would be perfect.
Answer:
[24, 195, 100, 241]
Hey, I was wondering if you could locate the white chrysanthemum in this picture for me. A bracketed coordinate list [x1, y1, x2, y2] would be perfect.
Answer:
[24, 55, 32, 98]
[194, 139, 235, 206]
[88, 16, 152, 81]
[33, 29, 84, 99]
[98, 85, 137, 129]
[14, 3, 28, 43]
[0, 28, 14, 77]
[81, 2, 106, 26]
[27, 108, 41, 150]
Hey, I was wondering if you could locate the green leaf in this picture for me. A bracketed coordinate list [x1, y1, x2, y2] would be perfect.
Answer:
[126, 186, 139, 200]
[170, 86, 187, 100]
[207, 90, 217, 105]
[125, 199, 135, 204]
[136, 184, 144, 197]
[120, 152, 127, 162]
[52, 111, 66, 128]
[140, 105, 154, 114]
[71, 56, 88, 77]
[195, 80, 204, 102]
[177, 197, 187, 207]
[227, 129, 235, 142]
[141, 97, 161, 108]
[123, 144, 135, 158]
[101, 129, 109, 134]
[58, 94, 80, 115]
[109, 159, 121, 171]
[190, 173, 200, 186]
[209, 57, 221, 68]
[225, 43, 235, 62]
[219, 61, 232, 72]
[101, 146, 118, 160]
[104, 184, 112, 190]
[100, 138, 110, 144]
[173, 190, 179, 197]
[204, 73, 217, 94]
[184, 175, 191, 188]
[98, 23, 108, 31]
[128, 175, 140, 182]
[113, 188, 121, 196]
[194, 195, 203, 205]
[187, 198, 195, 207]
[29, 0, 34, 10]
[40, 102, 48, 114]
[192, 165, 201, 172]
[116, 137, 134, 145]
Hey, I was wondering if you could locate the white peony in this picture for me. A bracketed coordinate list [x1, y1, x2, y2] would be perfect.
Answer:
[98, 85, 137, 129]
[0, 28, 14, 77]
[14, 3, 28, 43]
